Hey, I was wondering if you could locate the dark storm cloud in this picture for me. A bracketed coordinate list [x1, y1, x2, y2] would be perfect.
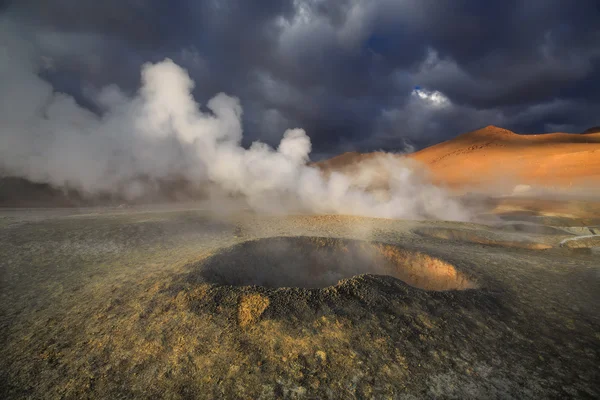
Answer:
[3, 0, 600, 157]
[409, 1, 600, 108]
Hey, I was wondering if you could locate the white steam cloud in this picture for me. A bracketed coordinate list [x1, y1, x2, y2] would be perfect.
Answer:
[0, 20, 471, 221]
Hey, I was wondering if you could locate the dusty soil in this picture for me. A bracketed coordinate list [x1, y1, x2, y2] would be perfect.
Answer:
[0, 205, 599, 399]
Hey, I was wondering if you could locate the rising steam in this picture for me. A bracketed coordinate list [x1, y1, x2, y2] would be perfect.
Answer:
[0, 20, 471, 221]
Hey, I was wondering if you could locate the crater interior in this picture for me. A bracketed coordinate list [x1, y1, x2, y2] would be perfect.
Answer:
[196, 236, 477, 291]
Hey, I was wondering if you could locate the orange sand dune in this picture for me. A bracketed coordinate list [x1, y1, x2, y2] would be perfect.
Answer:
[408, 126, 600, 192]
[316, 126, 600, 195]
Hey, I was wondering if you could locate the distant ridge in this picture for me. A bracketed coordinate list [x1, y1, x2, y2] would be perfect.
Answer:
[0, 175, 209, 207]
[315, 126, 600, 194]
[310, 151, 386, 171]
[582, 126, 600, 134]
[3, 126, 600, 207]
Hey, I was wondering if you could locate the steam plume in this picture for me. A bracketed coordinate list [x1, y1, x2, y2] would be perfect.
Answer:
[0, 20, 471, 221]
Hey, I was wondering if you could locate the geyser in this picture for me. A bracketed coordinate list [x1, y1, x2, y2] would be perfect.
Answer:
[196, 237, 477, 290]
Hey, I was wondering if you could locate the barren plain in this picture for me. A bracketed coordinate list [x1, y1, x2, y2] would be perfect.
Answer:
[1, 202, 598, 399]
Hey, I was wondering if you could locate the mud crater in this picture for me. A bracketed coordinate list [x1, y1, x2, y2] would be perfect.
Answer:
[197, 236, 477, 291]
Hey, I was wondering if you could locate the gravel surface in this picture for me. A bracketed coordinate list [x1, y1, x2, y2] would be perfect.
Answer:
[0, 208, 598, 399]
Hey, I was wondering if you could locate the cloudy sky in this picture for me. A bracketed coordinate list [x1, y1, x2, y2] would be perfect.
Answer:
[3, 0, 600, 159]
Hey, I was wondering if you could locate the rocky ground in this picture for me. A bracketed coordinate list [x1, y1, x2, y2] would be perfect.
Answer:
[0, 206, 599, 399]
